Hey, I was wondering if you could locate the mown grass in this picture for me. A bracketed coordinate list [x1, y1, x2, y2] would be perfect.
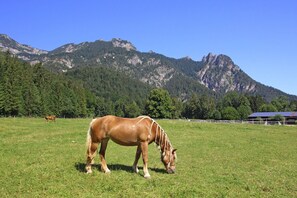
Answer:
[0, 118, 296, 197]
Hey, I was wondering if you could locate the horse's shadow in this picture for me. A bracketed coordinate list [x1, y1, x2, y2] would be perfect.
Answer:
[75, 162, 166, 174]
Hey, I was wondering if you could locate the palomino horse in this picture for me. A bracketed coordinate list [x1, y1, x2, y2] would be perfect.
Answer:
[45, 115, 56, 122]
[85, 115, 177, 178]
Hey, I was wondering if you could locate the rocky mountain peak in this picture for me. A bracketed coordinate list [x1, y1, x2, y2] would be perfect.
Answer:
[197, 53, 254, 93]
[0, 34, 12, 42]
[202, 53, 217, 64]
[0, 33, 48, 58]
[60, 43, 77, 53]
[112, 38, 136, 51]
[202, 53, 240, 72]
[202, 53, 235, 67]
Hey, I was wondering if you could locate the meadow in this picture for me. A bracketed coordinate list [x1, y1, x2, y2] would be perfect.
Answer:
[0, 118, 296, 197]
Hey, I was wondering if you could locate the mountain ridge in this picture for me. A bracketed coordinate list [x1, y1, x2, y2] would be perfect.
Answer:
[1, 33, 296, 101]
[0, 34, 48, 57]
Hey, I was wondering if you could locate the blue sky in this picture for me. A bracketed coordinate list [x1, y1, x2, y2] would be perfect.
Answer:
[1, 0, 297, 96]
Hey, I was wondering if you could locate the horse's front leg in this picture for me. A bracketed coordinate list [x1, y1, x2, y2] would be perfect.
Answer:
[140, 141, 150, 178]
[133, 144, 141, 173]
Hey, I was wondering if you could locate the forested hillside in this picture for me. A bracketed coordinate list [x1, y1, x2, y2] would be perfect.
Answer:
[1, 51, 297, 119]
[65, 66, 151, 112]
[1, 34, 297, 102]
[0, 51, 91, 117]
[0, 51, 152, 118]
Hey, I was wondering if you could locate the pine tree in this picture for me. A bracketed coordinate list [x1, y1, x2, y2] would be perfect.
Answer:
[21, 67, 41, 116]
[1, 54, 23, 116]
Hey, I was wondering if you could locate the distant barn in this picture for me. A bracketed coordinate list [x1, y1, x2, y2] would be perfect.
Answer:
[248, 112, 297, 125]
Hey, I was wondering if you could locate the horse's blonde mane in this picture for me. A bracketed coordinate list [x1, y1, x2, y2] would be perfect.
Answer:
[136, 116, 173, 153]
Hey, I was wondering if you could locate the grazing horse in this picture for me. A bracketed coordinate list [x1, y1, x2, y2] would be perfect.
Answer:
[85, 115, 177, 178]
[45, 115, 56, 122]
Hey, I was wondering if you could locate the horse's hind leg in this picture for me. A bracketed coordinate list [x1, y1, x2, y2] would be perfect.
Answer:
[86, 142, 99, 174]
[99, 138, 110, 173]
[133, 144, 141, 173]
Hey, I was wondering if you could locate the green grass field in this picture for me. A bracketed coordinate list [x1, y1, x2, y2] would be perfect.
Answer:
[0, 118, 296, 197]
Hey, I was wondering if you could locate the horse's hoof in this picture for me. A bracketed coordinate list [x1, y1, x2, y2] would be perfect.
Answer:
[86, 170, 92, 174]
[105, 169, 111, 174]
[144, 174, 151, 179]
[132, 166, 139, 173]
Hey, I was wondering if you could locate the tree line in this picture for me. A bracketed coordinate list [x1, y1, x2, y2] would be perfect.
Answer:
[145, 89, 297, 120]
[0, 51, 89, 117]
[1, 51, 296, 119]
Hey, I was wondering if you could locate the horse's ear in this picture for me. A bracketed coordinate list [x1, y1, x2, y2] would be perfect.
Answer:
[172, 149, 177, 154]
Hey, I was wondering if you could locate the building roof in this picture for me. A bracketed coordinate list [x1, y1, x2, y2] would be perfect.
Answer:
[248, 112, 297, 118]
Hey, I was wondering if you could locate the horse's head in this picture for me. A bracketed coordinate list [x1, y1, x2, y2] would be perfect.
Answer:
[161, 148, 177, 174]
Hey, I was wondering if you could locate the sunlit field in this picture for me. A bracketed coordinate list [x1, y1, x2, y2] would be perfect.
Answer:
[0, 118, 296, 197]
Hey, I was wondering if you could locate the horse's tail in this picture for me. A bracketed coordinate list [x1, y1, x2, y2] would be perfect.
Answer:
[86, 127, 91, 150]
[86, 118, 98, 152]
[86, 119, 95, 155]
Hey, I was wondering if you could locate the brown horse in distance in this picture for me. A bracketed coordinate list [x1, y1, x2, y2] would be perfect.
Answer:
[45, 115, 56, 122]
[85, 115, 177, 178]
